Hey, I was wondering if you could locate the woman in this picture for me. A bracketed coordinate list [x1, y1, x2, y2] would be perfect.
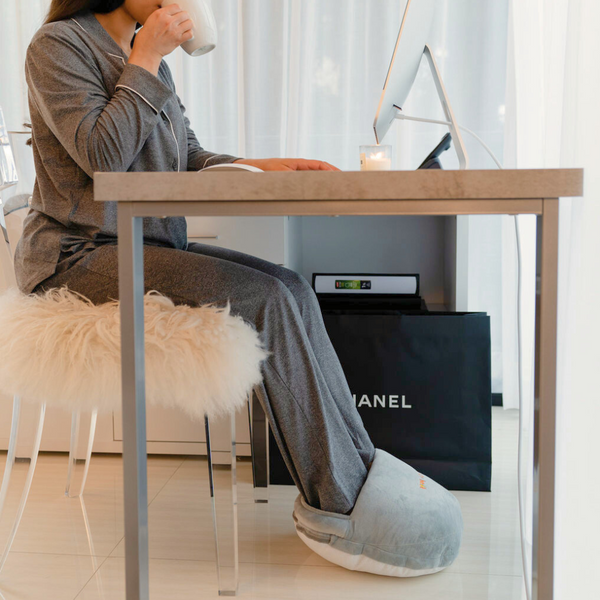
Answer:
[16, 0, 375, 515]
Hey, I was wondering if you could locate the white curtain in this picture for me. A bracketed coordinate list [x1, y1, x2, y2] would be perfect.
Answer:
[0, 1, 508, 170]
[0, 0, 509, 389]
[165, 0, 508, 169]
[166, 0, 508, 391]
[506, 0, 600, 598]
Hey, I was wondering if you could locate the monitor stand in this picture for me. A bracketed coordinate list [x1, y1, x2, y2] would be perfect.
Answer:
[393, 44, 470, 170]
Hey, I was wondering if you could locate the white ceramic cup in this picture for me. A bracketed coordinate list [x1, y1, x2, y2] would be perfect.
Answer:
[161, 0, 218, 57]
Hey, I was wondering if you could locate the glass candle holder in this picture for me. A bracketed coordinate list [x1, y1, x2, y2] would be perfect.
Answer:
[360, 145, 392, 171]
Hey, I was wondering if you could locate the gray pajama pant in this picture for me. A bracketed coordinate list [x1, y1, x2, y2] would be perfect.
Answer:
[36, 242, 375, 514]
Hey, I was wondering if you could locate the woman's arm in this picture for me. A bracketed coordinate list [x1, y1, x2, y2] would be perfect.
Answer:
[157, 58, 238, 170]
[234, 158, 340, 171]
[174, 92, 240, 171]
[172, 91, 339, 172]
[26, 30, 173, 178]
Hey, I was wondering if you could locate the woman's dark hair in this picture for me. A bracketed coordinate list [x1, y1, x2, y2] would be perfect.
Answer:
[45, 0, 125, 24]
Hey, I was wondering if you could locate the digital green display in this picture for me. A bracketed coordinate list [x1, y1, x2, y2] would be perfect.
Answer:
[335, 280, 371, 290]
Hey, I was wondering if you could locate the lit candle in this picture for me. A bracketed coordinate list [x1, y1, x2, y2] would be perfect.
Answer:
[365, 151, 392, 171]
[359, 144, 392, 171]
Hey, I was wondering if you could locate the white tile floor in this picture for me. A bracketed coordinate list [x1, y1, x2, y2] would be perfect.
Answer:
[0, 407, 527, 599]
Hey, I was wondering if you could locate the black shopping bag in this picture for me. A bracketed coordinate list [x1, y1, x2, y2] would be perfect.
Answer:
[269, 311, 492, 492]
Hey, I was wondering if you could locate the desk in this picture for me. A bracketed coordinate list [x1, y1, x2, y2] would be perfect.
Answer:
[94, 168, 584, 600]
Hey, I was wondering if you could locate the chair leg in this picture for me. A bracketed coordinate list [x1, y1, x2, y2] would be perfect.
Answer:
[205, 413, 239, 596]
[65, 410, 98, 498]
[0, 396, 46, 572]
[247, 391, 269, 504]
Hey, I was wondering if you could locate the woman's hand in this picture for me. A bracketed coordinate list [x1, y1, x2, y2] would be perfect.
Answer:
[234, 158, 340, 171]
[129, 5, 193, 75]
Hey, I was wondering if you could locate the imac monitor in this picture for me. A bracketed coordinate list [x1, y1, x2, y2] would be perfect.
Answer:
[373, 0, 435, 145]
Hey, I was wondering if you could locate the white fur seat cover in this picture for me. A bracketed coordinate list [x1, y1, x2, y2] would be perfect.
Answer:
[0, 289, 268, 419]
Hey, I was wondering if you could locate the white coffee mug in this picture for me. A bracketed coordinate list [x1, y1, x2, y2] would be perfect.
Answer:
[161, 0, 218, 57]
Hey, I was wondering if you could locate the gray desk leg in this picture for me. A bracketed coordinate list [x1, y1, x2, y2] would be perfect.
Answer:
[118, 203, 149, 600]
[532, 199, 559, 600]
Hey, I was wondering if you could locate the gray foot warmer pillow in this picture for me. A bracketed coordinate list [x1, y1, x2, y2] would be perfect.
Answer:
[293, 449, 463, 577]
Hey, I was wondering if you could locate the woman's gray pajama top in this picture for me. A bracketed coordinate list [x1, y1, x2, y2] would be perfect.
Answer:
[16, 10, 238, 294]
[16, 10, 375, 514]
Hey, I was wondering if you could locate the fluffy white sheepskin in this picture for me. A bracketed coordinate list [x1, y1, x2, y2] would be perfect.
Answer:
[0, 288, 268, 420]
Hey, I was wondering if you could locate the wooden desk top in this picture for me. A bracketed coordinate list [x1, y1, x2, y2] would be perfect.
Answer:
[94, 169, 583, 217]
[95, 169, 583, 202]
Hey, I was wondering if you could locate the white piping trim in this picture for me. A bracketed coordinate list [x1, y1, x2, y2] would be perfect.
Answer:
[203, 154, 226, 169]
[114, 84, 159, 114]
[69, 16, 180, 171]
[107, 52, 126, 66]
[71, 18, 127, 67]
[162, 111, 181, 173]
[70, 18, 87, 33]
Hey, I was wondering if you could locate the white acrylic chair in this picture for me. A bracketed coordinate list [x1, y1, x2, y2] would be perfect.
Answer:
[0, 108, 270, 595]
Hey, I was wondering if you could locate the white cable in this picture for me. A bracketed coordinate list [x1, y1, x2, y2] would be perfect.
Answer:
[514, 215, 532, 600]
[459, 126, 504, 170]
[394, 113, 504, 169]
[397, 110, 531, 600]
